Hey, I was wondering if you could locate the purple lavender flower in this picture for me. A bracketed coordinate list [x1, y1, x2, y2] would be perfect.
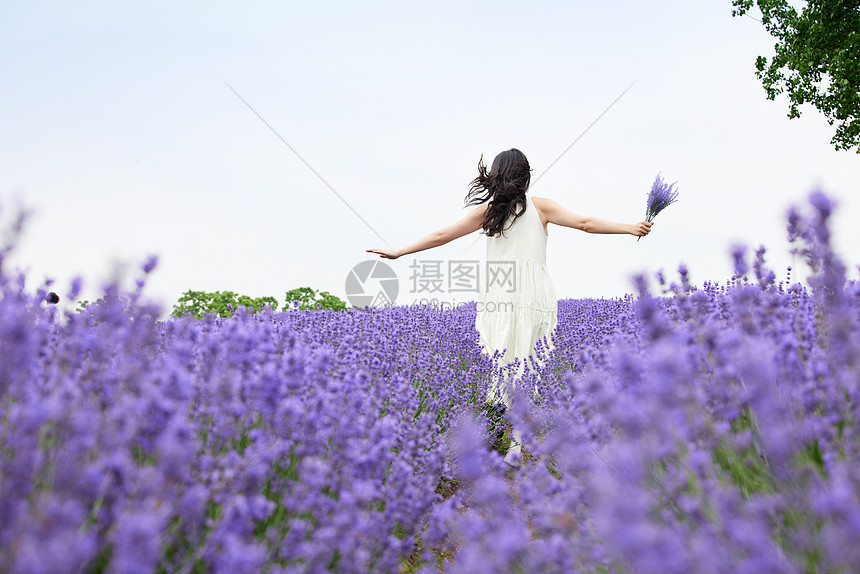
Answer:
[142, 255, 158, 274]
[638, 172, 679, 241]
[1, 189, 860, 573]
[646, 172, 680, 220]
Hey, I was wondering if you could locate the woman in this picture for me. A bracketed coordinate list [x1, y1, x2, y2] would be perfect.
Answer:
[367, 149, 652, 463]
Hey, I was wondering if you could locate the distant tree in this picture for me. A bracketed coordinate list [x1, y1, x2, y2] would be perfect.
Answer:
[732, 0, 860, 152]
[315, 290, 348, 311]
[172, 290, 279, 318]
[285, 287, 348, 311]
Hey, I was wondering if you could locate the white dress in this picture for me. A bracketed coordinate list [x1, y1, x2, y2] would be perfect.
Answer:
[476, 195, 558, 407]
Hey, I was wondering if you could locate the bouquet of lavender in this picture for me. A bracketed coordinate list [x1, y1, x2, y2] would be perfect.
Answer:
[639, 172, 679, 241]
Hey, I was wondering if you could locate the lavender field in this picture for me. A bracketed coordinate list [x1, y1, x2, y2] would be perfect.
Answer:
[2, 191, 859, 574]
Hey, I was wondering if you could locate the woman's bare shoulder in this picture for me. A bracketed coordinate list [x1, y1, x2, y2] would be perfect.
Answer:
[530, 196, 556, 207]
[531, 196, 558, 213]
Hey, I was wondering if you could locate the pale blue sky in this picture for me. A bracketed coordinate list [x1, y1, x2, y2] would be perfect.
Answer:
[2, 1, 857, 315]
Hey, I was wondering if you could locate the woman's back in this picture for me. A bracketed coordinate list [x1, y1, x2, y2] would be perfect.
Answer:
[477, 195, 558, 406]
[485, 196, 549, 264]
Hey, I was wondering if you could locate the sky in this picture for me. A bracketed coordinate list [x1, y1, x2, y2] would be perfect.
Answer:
[1, 0, 858, 317]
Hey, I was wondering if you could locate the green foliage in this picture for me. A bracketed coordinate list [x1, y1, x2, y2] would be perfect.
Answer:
[171, 287, 348, 318]
[732, 0, 860, 152]
[171, 290, 279, 318]
[284, 287, 348, 311]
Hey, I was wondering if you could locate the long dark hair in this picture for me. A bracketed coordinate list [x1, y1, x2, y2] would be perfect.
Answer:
[464, 148, 532, 237]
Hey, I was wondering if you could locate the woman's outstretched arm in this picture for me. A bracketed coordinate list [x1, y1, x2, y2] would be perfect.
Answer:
[367, 205, 487, 260]
[536, 197, 652, 236]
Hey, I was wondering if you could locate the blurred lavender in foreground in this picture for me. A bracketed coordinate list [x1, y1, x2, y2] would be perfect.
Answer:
[638, 172, 679, 242]
[2, 189, 859, 573]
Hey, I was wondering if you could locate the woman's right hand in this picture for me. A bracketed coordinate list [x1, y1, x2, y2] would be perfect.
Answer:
[631, 221, 653, 237]
[366, 248, 401, 260]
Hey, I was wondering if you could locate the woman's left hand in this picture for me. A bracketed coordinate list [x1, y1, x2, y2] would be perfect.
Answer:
[631, 221, 653, 237]
[366, 248, 401, 260]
